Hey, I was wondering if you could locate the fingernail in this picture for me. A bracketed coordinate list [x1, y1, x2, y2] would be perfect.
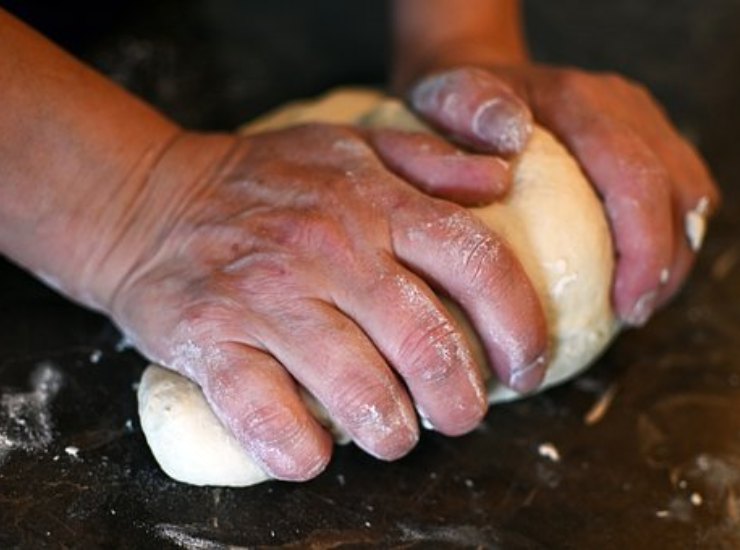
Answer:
[508, 354, 547, 393]
[685, 196, 710, 252]
[660, 268, 671, 285]
[626, 290, 658, 326]
[410, 73, 448, 111]
[471, 98, 532, 155]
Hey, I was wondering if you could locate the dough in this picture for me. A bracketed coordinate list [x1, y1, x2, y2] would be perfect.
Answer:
[138, 89, 619, 486]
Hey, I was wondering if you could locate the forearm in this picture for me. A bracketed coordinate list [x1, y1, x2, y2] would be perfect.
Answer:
[0, 9, 182, 308]
[391, 0, 528, 89]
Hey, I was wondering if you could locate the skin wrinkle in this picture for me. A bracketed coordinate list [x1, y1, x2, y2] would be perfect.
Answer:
[84, 130, 184, 302]
[108, 136, 241, 316]
[198, 355, 330, 480]
[392, 273, 484, 420]
[435, 211, 503, 286]
[331, 371, 412, 436]
[461, 232, 501, 283]
[250, 289, 420, 457]
[400, 207, 543, 392]
[348, 399, 419, 457]
[232, 412, 311, 479]
[393, 273, 458, 378]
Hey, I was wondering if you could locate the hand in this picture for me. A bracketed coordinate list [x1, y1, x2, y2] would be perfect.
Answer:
[407, 65, 721, 326]
[93, 125, 548, 480]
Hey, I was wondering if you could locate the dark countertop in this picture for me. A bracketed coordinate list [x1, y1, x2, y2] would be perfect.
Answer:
[1, 1, 740, 548]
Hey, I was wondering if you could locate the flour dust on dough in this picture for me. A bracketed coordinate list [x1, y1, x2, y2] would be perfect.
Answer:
[138, 88, 620, 487]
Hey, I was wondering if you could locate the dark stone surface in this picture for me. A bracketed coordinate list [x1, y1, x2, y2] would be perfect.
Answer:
[1, 1, 739, 548]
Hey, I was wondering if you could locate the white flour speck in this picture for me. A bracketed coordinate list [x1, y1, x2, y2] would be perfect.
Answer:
[685, 196, 710, 252]
[154, 523, 225, 549]
[538, 442, 561, 462]
[0, 362, 63, 466]
[115, 334, 134, 352]
[552, 272, 579, 298]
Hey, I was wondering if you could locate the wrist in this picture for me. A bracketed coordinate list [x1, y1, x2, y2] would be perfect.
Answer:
[95, 131, 238, 315]
[391, 0, 529, 92]
[393, 43, 530, 93]
[0, 10, 236, 314]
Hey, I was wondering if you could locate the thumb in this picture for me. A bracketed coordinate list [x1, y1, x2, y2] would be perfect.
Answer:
[409, 67, 533, 156]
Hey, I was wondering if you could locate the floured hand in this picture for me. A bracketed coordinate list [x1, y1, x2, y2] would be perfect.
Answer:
[96, 125, 547, 481]
[407, 65, 721, 325]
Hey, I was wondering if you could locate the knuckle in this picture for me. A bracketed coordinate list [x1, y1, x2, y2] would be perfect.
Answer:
[421, 204, 516, 289]
[175, 299, 231, 342]
[397, 320, 464, 385]
[238, 402, 330, 480]
[330, 376, 399, 431]
[240, 402, 308, 447]
[450, 220, 511, 286]
[252, 209, 353, 260]
[459, 230, 507, 283]
[294, 214, 352, 256]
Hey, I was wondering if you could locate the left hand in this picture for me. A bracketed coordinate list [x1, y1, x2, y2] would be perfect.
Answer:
[406, 65, 721, 326]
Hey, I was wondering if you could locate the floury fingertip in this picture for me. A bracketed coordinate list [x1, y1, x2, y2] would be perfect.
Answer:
[508, 353, 547, 393]
[472, 97, 532, 156]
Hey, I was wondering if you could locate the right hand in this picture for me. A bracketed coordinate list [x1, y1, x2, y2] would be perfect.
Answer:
[93, 124, 548, 480]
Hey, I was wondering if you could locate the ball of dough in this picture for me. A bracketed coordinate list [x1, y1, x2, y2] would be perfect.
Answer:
[138, 89, 619, 487]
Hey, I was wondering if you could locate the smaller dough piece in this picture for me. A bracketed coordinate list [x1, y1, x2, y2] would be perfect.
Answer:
[138, 365, 350, 487]
[138, 364, 270, 486]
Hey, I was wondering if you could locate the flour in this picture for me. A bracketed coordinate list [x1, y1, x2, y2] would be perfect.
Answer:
[0, 362, 63, 466]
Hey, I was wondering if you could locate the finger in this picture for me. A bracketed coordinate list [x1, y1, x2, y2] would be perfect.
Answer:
[409, 67, 533, 156]
[614, 87, 720, 304]
[607, 77, 721, 212]
[647, 133, 718, 305]
[658, 204, 696, 306]
[198, 343, 333, 482]
[368, 128, 511, 206]
[536, 107, 675, 326]
[259, 299, 420, 461]
[332, 255, 488, 436]
[391, 201, 548, 392]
